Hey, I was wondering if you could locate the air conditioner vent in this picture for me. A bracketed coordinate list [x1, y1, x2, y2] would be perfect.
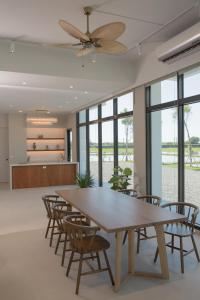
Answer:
[156, 22, 200, 63]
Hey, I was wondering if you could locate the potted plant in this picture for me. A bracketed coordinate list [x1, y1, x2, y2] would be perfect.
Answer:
[108, 166, 132, 191]
[76, 173, 94, 188]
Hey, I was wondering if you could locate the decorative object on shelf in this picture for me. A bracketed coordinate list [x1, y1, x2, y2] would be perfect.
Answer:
[38, 134, 44, 139]
[56, 144, 60, 150]
[108, 166, 132, 190]
[59, 153, 65, 161]
[32, 142, 37, 150]
[46, 145, 49, 150]
[27, 155, 30, 162]
[76, 173, 94, 188]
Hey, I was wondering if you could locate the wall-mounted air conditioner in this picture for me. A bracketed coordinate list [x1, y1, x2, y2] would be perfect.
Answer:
[156, 22, 200, 63]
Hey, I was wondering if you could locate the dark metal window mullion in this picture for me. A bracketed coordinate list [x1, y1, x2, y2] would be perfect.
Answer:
[113, 98, 118, 170]
[86, 109, 90, 175]
[145, 86, 152, 194]
[178, 74, 185, 203]
[98, 105, 102, 186]
[76, 112, 80, 172]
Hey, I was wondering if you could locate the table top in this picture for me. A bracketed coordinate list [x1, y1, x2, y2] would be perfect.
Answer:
[56, 187, 186, 233]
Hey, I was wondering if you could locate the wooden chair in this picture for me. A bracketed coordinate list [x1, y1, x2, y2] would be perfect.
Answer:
[64, 215, 114, 295]
[123, 195, 161, 252]
[154, 202, 200, 273]
[42, 195, 71, 246]
[53, 203, 83, 266]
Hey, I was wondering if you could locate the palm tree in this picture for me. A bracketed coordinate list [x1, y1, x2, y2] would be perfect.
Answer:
[173, 105, 192, 166]
[121, 109, 133, 161]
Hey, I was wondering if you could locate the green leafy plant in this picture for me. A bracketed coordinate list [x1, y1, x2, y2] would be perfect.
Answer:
[76, 173, 94, 188]
[108, 166, 132, 190]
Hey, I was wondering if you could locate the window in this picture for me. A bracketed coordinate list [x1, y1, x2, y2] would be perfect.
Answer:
[150, 76, 177, 106]
[184, 66, 200, 98]
[79, 126, 87, 175]
[147, 66, 200, 224]
[118, 92, 133, 114]
[67, 129, 72, 162]
[151, 108, 178, 202]
[77, 92, 134, 187]
[102, 121, 114, 185]
[89, 106, 98, 121]
[118, 116, 134, 187]
[101, 99, 113, 118]
[79, 110, 86, 123]
[89, 124, 98, 182]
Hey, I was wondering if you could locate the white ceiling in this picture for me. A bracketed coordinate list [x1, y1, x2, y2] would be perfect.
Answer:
[0, 0, 199, 113]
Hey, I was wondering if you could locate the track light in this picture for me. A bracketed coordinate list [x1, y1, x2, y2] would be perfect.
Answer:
[9, 41, 15, 54]
[136, 43, 142, 56]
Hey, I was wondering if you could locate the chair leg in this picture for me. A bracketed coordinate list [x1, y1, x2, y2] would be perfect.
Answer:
[96, 252, 101, 269]
[137, 230, 141, 254]
[154, 246, 159, 263]
[55, 232, 61, 254]
[180, 237, 184, 273]
[61, 233, 68, 266]
[171, 235, 174, 253]
[191, 235, 200, 262]
[50, 219, 55, 247]
[66, 251, 74, 277]
[45, 218, 51, 238]
[123, 231, 128, 245]
[103, 250, 114, 286]
[76, 254, 83, 295]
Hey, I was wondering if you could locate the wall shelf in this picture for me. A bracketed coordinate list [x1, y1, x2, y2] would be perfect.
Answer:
[27, 149, 65, 152]
[27, 138, 65, 140]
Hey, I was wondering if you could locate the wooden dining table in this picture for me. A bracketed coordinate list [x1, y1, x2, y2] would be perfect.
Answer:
[56, 187, 186, 291]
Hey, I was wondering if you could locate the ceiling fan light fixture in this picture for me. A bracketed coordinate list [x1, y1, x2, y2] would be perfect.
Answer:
[9, 41, 15, 54]
[27, 117, 58, 125]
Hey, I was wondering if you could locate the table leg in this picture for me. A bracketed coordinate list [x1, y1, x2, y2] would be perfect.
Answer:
[115, 231, 122, 292]
[155, 224, 169, 279]
[128, 229, 135, 274]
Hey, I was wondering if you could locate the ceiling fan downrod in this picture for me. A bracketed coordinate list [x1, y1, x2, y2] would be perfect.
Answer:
[84, 6, 92, 36]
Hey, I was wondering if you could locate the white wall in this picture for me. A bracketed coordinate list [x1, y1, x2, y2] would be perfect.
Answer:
[8, 114, 26, 163]
[0, 114, 8, 128]
[133, 44, 200, 88]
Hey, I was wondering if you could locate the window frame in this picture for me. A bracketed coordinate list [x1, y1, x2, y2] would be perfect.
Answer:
[77, 92, 134, 186]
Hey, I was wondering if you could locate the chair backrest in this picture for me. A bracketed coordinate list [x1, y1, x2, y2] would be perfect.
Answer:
[137, 195, 161, 206]
[119, 189, 138, 197]
[53, 202, 74, 230]
[63, 215, 99, 245]
[42, 195, 66, 219]
[161, 202, 199, 230]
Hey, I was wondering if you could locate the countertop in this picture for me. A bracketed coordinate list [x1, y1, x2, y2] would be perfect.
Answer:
[10, 161, 78, 167]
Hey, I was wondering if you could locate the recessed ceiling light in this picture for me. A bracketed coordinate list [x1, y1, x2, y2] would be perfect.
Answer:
[18, 110, 23, 113]
[84, 91, 88, 94]
[46, 111, 50, 114]
[74, 96, 78, 100]
[22, 81, 27, 85]
[69, 85, 74, 89]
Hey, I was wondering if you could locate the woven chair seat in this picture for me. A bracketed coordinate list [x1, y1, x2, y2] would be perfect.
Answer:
[71, 235, 110, 253]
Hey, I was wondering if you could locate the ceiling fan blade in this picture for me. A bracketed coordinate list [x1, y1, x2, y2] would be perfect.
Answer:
[52, 43, 82, 49]
[91, 22, 125, 40]
[96, 39, 127, 54]
[59, 20, 89, 41]
[76, 47, 94, 57]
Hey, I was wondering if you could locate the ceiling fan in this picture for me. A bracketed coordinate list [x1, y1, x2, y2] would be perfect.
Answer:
[55, 6, 127, 57]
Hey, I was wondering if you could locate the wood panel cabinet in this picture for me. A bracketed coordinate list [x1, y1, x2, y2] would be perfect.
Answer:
[12, 164, 77, 189]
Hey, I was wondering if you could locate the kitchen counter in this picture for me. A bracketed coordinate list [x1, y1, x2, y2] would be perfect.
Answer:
[10, 161, 78, 167]
[10, 162, 78, 189]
